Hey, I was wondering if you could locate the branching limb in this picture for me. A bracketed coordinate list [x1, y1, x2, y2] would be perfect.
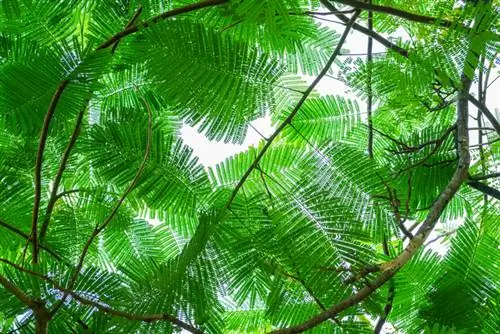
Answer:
[50, 97, 153, 317]
[0, 219, 67, 265]
[32, 0, 229, 260]
[30, 80, 70, 264]
[0, 259, 201, 334]
[395, 125, 456, 177]
[0, 273, 51, 334]
[322, 0, 499, 136]
[269, 10, 478, 331]
[223, 10, 361, 210]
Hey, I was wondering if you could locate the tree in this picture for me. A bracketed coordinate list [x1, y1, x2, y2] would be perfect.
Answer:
[0, 0, 498, 333]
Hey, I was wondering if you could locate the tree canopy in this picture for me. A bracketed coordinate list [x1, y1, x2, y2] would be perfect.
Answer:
[0, 0, 499, 333]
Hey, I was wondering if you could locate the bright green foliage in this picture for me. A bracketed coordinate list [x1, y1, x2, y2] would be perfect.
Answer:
[0, 0, 499, 333]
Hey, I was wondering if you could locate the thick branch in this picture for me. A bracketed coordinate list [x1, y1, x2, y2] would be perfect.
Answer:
[51, 98, 152, 316]
[270, 14, 478, 331]
[374, 238, 394, 333]
[224, 10, 361, 210]
[39, 102, 88, 241]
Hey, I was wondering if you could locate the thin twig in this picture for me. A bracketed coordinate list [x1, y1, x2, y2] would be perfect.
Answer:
[223, 11, 361, 211]
[0, 219, 67, 265]
[40, 101, 89, 241]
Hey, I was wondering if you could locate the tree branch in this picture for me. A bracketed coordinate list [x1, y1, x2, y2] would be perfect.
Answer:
[110, 6, 143, 54]
[321, 1, 499, 135]
[30, 80, 70, 264]
[374, 238, 394, 334]
[31, 0, 229, 261]
[467, 94, 500, 137]
[469, 172, 500, 181]
[366, 1, 374, 159]
[0, 273, 36, 307]
[224, 10, 361, 210]
[50, 97, 153, 316]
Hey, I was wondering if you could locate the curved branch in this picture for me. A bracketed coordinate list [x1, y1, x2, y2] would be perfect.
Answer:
[467, 94, 500, 137]
[31, 0, 229, 261]
[270, 11, 480, 330]
[50, 97, 153, 316]
[40, 102, 88, 241]
[467, 179, 500, 200]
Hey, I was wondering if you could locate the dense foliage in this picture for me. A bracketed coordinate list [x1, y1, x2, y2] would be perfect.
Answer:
[0, 0, 498, 333]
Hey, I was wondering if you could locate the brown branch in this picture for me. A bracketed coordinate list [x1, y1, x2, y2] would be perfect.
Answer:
[39, 102, 88, 241]
[269, 9, 479, 330]
[424, 229, 458, 247]
[392, 124, 457, 155]
[395, 125, 456, 177]
[50, 97, 153, 317]
[0, 259, 201, 333]
[30, 80, 70, 264]
[0, 273, 36, 307]
[223, 10, 361, 210]
[97, 0, 228, 50]
[330, 0, 455, 28]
